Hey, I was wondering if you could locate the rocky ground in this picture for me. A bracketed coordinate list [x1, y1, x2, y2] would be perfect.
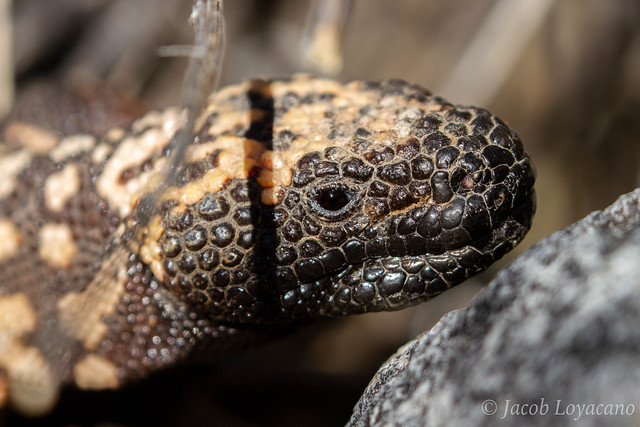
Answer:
[350, 188, 640, 426]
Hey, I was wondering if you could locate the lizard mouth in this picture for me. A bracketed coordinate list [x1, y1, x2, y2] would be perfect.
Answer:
[306, 184, 536, 278]
[311, 187, 536, 315]
[264, 186, 536, 319]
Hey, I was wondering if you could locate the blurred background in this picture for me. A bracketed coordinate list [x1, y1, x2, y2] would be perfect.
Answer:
[2, 0, 640, 425]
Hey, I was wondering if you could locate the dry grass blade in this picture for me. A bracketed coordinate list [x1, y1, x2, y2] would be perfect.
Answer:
[133, 0, 225, 228]
[439, 0, 557, 105]
[0, 0, 13, 119]
[301, 0, 353, 75]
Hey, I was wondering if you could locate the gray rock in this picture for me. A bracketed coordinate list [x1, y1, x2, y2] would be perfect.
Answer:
[349, 188, 640, 427]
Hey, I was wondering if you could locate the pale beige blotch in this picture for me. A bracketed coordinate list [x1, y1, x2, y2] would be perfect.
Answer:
[57, 247, 128, 349]
[131, 107, 180, 136]
[104, 127, 126, 142]
[261, 187, 285, 205]
[38, 223, 77, 269]
[165, 133, 334, 210]
[278, 102, 335, 139]
[210, 78, 251, 101]
[0, 220, 21, 262]
[391, 120, 412, 138]
[257, 136, 337, 206]
[0, 149, 31, 199]
[0, 293, 37, 337]
[0, 293, 38, 394]
[91, 143, 113, 164]
[199, 80, 251, 121]
[206, 109, 265, 137]
[269, 75, 344, 98]
[162, 135, 264, 207]
[180, 133, 332, 208]
[0, 294, 57, 416]
[97, 124, 174, 217]
[144, 134, 274, 267]
[96, 108, 180, 216]
[44, 164, 80, 212]
[50, 134, 96, 163]
[3, 346, 58, 416]
[256, 147, 297, 193]
[139, 215, 166, 282]
[3, 122, 59, 153]
[171, 167, 230, 207]
[73, 354, 119, 390]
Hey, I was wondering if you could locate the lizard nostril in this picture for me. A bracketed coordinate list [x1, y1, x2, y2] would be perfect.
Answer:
[316, 189, 352, 212]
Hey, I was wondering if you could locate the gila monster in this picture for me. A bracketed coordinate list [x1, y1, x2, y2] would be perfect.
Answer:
[0, 74, 535, 415]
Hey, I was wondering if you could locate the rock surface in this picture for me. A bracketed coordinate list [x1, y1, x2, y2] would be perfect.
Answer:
[348, 188, 640, 427]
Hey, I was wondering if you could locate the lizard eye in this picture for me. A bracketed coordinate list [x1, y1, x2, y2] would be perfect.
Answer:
[308, 183, 360, 221]
[316, 189, 351, 211]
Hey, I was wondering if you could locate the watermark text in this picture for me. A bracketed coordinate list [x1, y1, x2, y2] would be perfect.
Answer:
[481, 398, 635, 421]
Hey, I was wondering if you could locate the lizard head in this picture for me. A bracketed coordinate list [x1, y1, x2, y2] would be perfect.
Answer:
[282, 115, 535, 317]
[153, 76, 535, 324]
